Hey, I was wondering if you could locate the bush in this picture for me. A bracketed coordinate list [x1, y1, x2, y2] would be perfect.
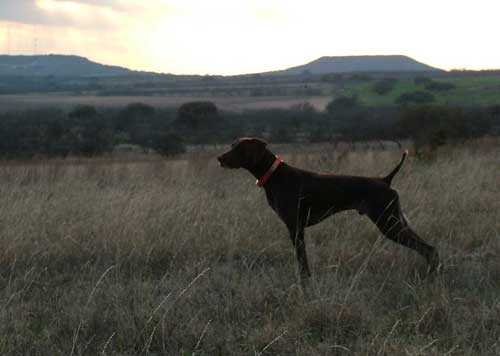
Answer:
[291, 102, 317, 114]
[320, 73, 343, 83]
[326, 95, 359, 114]
[372, 78, 397, 95]
[398, 105, 492, 151]
[414, 76, 432, 85]
[424, 80, 456, 91]
[68, 105, 98, 119]
[396, 91, 435, 105]
[349, 73, 372, 81]
[150, 133, 186, 156]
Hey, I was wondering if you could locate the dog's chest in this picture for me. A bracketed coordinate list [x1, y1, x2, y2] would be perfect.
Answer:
[264, 189, 280, 212]
[264, 187, 301, 223]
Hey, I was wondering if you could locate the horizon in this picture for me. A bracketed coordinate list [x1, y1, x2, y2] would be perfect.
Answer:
[1, 1, 499, 75]
[0, 52, 450, 76]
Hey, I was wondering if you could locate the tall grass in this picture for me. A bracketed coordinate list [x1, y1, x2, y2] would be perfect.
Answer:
[0, 143, 498, 355]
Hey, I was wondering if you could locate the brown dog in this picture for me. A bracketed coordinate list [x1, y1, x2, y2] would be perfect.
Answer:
[218, 138, 439, 278]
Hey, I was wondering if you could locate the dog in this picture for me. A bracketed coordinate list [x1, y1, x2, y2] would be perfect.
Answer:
[217, 138, 439, 278]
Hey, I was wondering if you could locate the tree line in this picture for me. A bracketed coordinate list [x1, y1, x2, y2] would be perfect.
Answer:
[0, 100, 498, 159]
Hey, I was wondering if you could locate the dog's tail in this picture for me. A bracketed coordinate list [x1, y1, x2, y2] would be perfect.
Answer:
[383, 150, 408, 186]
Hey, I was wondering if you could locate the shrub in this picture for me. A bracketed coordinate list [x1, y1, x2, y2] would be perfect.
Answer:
[424, 80, 456, 91]
[372, 78, 397, 95]
[396, 91, 435, 105]
[115, 102, 156, 132]
[326, 95, 360, 114]
[68, 105, 98, 119]
[150, 133, 186, 156]
[291, 102, 317, 114]
[321, 73, 343, 83]
[349, 73, 372, 81]
[398, 105, 492, 152]
[414, 76, 432, 85]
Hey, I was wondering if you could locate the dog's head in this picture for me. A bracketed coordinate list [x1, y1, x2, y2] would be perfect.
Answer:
[217, 138, 268, 169]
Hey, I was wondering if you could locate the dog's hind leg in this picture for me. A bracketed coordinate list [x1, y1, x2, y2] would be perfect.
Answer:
[367, 190, 439, 272]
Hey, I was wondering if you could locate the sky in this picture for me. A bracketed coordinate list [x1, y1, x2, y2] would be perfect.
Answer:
[0, 0, 499, 75]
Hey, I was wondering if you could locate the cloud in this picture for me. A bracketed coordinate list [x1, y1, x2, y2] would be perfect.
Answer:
[0, 0, 61, 26]
[51, 0, 141, 13]
[0, 0, 130, 29]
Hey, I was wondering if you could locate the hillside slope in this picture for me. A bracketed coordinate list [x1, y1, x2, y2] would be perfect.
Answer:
[0, 54, 136, 77]
[274, 55, 441, 75]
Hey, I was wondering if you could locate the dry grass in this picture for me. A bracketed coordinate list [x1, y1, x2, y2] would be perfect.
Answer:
[0, 142, 498, 355]
[0, 94, 331, 112]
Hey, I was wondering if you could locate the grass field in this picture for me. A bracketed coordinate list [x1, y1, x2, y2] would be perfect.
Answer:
[1, 74, 499, 114]
[0, 94, 332, 113]
[345, 75, 500, 107]
[0, 141, 499, 355]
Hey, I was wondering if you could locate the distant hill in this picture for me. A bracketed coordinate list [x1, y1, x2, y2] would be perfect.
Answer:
[0, 54, 443, 79]
[0, 54, 139, 77]
[270, 55, 441, 75]
[0, 54, 442, 79]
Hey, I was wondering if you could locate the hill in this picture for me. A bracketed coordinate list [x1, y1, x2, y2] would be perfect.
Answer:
[0, 54, 138, 77]
[0, 54, 442, 78]
[272, 55, 441, 75]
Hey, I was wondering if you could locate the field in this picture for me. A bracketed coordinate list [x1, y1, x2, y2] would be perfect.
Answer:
[1, 74, 499, 115]
[0, 94, 332, 113]
[0, 141, 499, 355]
[344, 75, 500, 107]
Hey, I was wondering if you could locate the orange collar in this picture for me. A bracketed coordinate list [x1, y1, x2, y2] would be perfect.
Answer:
[256, 156, 283, 187]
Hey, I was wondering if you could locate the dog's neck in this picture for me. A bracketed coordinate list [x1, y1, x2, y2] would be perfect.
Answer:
[247, 149, 281, 182]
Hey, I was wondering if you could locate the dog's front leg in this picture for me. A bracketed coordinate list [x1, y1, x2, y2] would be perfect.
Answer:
[288, 227, 311, 279]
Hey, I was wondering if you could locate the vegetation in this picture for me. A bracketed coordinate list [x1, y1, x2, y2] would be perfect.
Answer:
[0, 99, 498, 159]
[0, 104, 185, 158]
[398, 105, 493, 152]
[1, 54, 499, 355]
[325, 95, 360, 114]
[396, 91, 436, 105]
[344, 74, 500, 107]
[372, 78, 398, 95]
[174, 101, 219, 130]
[0, 142, 498, 354]
[424, 80, 456, 92]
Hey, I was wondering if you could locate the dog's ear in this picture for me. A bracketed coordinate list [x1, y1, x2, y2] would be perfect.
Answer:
[247, 138, 268, 167]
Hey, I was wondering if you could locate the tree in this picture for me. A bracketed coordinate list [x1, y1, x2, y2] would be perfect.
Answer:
[398, 105, 492, 152]
[176, 101, 218, 128]
[116, 102, 156, 131]
[114, 103, 157, 150]
[68, 105, 113, 156]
